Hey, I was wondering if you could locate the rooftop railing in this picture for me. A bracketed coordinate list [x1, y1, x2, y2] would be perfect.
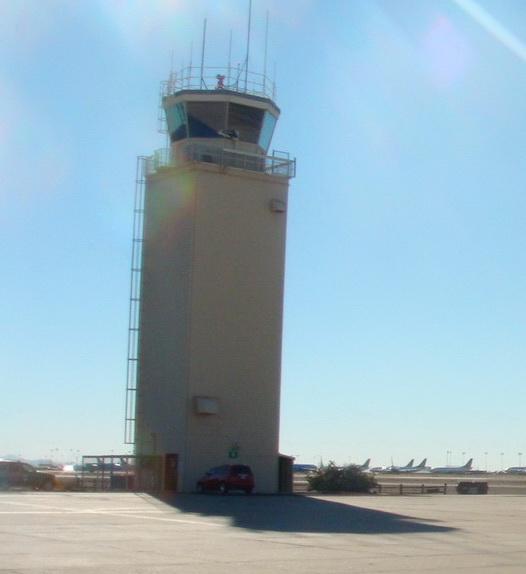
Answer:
[161, 66, 276, 101]
[145, 144, 295, 179]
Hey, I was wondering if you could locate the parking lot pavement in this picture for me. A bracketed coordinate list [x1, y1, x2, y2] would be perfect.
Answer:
[1, 492, 526, 573]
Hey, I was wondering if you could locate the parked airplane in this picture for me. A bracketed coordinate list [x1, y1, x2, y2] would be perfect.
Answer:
[431, 458, 473, 474]
[505, 466, 526, 474]
[292, 464, 318, 473]
[369, 464, 389, 473]
[352, 458, 371, 471]
[373, 459, 415, 474]
[399, 458, 430, 473]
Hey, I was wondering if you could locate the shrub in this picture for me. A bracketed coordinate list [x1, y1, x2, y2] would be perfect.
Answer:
[307, 461, 377, 493]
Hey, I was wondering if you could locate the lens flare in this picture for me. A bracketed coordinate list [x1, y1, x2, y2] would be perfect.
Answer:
[423, 15, 471, 88]
[150, 170, 196, 242]
[452, 0, 526, 63]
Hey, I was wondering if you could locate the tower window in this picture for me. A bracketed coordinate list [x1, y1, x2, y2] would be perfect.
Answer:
[228, 103, 264, 144]
[165, 102, 188, 142]
[259, 112, 277, 151]
[187, 102, 227, 138]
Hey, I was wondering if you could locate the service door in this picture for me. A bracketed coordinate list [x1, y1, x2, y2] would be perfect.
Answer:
[164, 453, 179, 492]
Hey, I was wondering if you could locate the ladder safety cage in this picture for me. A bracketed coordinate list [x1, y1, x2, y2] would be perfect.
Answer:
[124, 156, 147, 445]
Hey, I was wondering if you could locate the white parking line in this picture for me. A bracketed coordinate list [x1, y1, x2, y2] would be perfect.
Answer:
[0, 511, 75, 515]
[101, 512, 224, 527]
[0, 509, 224, 527]
[0, 499, 223, 527]
[0, 509, 163, 515]
[0, 499, 69, 511]
[0, 499, 160, 513]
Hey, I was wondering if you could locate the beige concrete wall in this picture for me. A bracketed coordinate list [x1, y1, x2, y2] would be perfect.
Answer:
[136, 162, 289, 493]
[184, 168, 288, 492]
[135, 171, 195, 460]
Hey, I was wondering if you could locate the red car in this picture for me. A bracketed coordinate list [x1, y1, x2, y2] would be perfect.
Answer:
[197, 464, 254, 494]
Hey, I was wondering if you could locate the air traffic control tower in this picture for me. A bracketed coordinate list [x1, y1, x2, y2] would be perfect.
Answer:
[125, 67, 295, 493]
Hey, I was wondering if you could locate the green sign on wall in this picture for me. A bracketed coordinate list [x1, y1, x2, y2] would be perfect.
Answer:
[228, 444, 239, 459]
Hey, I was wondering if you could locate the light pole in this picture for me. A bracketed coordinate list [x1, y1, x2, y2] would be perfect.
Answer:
[519, 452, 523, 467]
[500, 452, 504, 471]
[462, 451, 466, 464]
[484, 452, 488, 472]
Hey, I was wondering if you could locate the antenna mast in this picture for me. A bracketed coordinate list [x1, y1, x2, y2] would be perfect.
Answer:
[263, 10, 269, 95]
[228, 30, 233, 87]
[245, 0, 252, 91]
[272, 60, 277, 100]
[169, 49, 175, 94]
[188, 42, 193, 88]
[200, 18, 207, 89]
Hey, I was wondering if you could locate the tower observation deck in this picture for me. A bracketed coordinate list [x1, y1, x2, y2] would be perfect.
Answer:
[128, 64, 295, 493]
[152, 66, 295, 177]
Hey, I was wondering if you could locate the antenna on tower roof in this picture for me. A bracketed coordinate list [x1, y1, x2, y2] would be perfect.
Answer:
[263, 10, 269, 95]
[188, 41, 193, 89]
[168, 49, 176, 93]
[244, 0, 252, 92]
[272, 60, 277, 100]
[228, 30, 233, 87]
[200, 18, 207, 89]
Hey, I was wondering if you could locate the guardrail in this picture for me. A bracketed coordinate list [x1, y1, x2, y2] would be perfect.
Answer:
[145, 145, 296, 179]
[161, 66, 276, 101]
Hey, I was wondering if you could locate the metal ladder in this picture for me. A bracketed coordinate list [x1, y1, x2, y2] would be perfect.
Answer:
[124, 157, 146, 445]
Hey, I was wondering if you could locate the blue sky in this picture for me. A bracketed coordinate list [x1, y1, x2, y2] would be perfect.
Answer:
[1, 0, 525, 470]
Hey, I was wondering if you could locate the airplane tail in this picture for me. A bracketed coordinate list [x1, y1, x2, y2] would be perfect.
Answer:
[405, 459, 414, 468]
[464, 458, 473, 469]
[361, 458, 371, 470]
[416, 458, 427, 468]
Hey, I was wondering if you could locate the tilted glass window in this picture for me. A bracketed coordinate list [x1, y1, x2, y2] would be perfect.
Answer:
[187, 102, 227, 138]
[258, 111, 277, 151]
[228, 103, 264, 144]
[165, 102, 187, 142]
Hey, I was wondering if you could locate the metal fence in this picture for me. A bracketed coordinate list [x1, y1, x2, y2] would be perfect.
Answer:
[79, 455, 137, 492]
[79, 455, 164, 493]
[376, 483, 448, 495]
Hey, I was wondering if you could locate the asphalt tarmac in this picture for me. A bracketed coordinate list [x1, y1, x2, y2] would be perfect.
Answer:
[1, 491, 525, 573]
